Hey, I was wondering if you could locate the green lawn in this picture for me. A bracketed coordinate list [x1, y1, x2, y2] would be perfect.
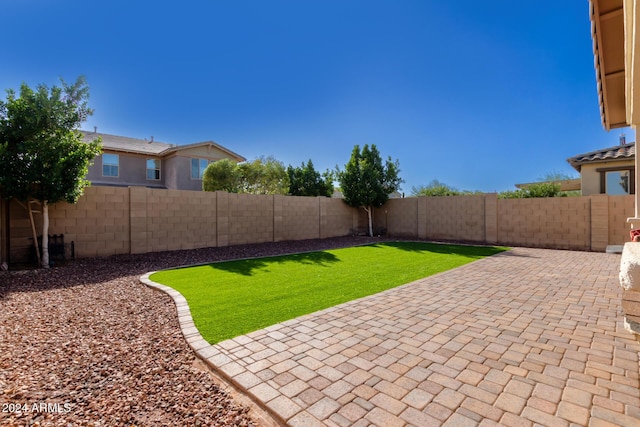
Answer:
[150, 242, 507, 344]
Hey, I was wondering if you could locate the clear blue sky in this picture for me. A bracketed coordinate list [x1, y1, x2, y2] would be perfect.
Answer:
[2, 0, 634, 193]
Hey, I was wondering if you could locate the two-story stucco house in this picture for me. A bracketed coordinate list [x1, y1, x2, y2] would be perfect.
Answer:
[82, 131, 246, 191]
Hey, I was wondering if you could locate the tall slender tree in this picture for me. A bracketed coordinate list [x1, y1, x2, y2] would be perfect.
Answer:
[0, 76, 101, 267]
[337, 144, 402, 236]
[287, 159, 333, 197]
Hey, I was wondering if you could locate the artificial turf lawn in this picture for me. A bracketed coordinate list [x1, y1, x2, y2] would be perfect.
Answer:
[150, 241, 507, 344]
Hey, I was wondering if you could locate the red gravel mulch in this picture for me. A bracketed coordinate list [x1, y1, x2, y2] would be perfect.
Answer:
[0, 236, 385, 426]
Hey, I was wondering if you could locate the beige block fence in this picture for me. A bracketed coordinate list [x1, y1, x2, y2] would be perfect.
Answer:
[3, 187, 635, 263]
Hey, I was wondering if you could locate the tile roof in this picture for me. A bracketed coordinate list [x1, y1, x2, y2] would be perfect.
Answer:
[566, 142, 635, 171]
[81, 131, 174, 155]
[81, 131, 245, 161]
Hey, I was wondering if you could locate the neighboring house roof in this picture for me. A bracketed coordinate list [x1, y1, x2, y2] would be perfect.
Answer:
[81, 131, 246, 162]
[566, 142, 635, 171]
[82, 131, 173, 155]
[163, 140, 246, 162]
[515, 179, 581, 192]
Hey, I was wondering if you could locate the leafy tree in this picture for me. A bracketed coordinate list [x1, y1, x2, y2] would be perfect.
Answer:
[537, 170, 580, 197]
[411, 180, 483, 197]
[498, 182, 562, 199]
[238, 156, 289, 195]
[411, 180, 463, 197]
[336, 144, 402, 237]
[202, 158, 241, 192]
[203, 156, 290, 195]
[537, 170, 578, 182]
[287, 159, 333, 197]
[0, 76, 102, 267]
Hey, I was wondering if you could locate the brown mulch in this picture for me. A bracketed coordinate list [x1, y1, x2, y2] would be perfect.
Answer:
[0, 236, 387, 426]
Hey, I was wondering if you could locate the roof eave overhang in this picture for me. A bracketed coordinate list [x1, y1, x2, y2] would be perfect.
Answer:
[101, 147, 165, 156]
[624, 0, 640, 127]
[591, 0, 628, 130]
[515, 179, 582, 192]
[567, 155, 634, 171]
[162, 141, 246, 162]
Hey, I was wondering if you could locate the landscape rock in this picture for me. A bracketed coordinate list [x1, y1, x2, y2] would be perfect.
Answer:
[0, 236, 384, 426]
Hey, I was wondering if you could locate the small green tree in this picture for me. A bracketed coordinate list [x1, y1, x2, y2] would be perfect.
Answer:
[336, 144, 402, 237]
[202, 158, 241, 192]
[202, 156, 289, 195]
[537, 170, 578, 182]
[498, 182, 562, 199]
[411, 180, 463, 197]
[0, 76, 101, 267]
[238, 156, 290, 195]
[537, 170, 580, 197]
[287, 159, 333, 197]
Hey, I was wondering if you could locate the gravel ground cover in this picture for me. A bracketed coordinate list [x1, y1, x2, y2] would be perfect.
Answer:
[0, 236, 385, 426]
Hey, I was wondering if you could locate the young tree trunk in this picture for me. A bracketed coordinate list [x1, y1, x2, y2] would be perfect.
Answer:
[365, 206, 373, 237]
[26, 199, 41, 268]
[41, 200, 49, 268]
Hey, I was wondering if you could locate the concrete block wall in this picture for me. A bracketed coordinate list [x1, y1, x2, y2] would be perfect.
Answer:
[0, 199, 6, 266]
[591, 195, 609, 252]
[274, 195, 320, 242]
[484, 193, 498, 244]
[49, 186, 131, 258]
[40, 189, 355, 261]
[376, 198, 419, 237]
[425, 195, 486, 242]
[9, 199, 41, 262]
[137, 188, 218, 253]
[227, 193, 274, 246]
[498, 197, 591, 250]
[320, 198, 357, 238]
[379, 194, 632, 251]
[6, 188, 637, 264]
[608, 195, 634, 248]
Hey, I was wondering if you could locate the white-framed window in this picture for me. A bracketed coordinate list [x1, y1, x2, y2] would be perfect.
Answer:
[146, 159, 161, 180]
[191, 158, 208, 179]
[102, 153, 119, 177]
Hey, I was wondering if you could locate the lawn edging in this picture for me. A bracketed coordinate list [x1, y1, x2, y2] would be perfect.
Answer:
[140, 272, 287, 427]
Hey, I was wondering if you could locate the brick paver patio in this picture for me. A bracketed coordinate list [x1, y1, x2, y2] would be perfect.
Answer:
[143, 247, 640, 426]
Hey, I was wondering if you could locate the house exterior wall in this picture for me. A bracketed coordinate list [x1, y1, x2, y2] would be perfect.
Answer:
[86, 143, 241, 191]
[5, 189, 636, 265]
[163, 156, 180, 190]
[87, 152, 166, 189]
[165, 156, 204, 191]
[174, 145, 232, 159]
[580, 159, 635, 195]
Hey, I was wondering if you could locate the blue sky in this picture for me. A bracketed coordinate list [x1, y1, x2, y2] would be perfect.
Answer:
[2, 1, 633, 193]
